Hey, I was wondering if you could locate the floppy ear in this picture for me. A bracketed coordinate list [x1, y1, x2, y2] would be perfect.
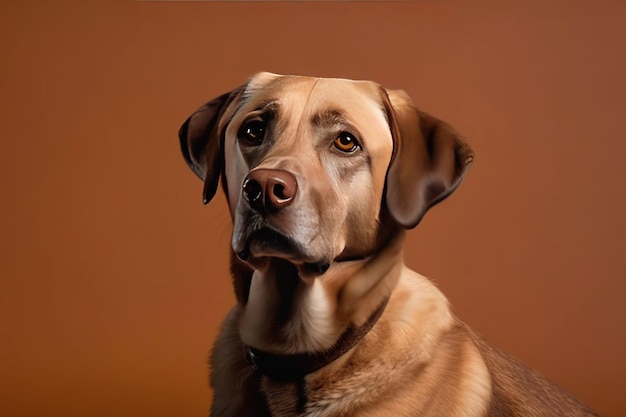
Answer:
[178, 86, 244, 204]
[383, 89, 474, 229]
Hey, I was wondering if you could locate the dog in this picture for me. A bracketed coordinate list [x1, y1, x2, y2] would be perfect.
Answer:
[179, 72, 597, 417]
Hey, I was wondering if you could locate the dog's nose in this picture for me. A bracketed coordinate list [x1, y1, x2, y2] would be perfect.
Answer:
[242, 169, 297, 212]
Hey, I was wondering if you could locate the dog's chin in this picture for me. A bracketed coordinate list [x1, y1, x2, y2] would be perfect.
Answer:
[235, 227, 330, 280]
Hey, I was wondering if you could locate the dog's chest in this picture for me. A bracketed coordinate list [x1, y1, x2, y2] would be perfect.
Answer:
[262, 377, 359, 417]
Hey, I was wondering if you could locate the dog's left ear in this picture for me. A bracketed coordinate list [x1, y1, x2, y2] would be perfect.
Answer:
[178, 86, 244, 204]
[382, 89, 474, 229]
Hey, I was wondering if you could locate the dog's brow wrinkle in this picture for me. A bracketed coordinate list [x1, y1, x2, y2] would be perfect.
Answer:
[258, 101, 280, 119]
[254, 99, 279, 112]
[311, 109, 346, 128]
[231, 94, 250, 118]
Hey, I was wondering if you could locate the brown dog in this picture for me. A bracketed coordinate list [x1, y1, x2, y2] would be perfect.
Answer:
[179, 72, 597, 417]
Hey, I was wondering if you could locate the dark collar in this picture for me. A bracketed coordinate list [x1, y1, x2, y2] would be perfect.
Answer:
[244, 297, 389, 382]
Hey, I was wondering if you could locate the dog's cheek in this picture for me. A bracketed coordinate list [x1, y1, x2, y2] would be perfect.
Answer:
[302, 177, 344, 259]
[224, 136, 249, 217]
[332, 161, 382, 257]
[230, 205, 250, 255]
[342, 172, 381, 255]
[313, 159, 372, 258]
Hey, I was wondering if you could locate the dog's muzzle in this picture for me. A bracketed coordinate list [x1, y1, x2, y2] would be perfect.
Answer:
[236, 168, 331, 276]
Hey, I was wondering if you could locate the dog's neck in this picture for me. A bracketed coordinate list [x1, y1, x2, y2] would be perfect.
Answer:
[237, 230, 406, 355]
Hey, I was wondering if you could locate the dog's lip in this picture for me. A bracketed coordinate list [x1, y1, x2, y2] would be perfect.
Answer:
[235, 227, 331, 278]
[237, 227, 304, 261]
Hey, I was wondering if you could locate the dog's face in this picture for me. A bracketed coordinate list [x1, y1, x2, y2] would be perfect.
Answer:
[180, 72, 473, 280]
[223, 73, 396, 275]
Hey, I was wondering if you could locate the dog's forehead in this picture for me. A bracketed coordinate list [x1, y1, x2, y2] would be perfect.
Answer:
[239, 74, 391, 137]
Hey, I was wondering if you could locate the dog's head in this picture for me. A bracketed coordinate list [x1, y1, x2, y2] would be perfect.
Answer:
[180, 72, 473, 280]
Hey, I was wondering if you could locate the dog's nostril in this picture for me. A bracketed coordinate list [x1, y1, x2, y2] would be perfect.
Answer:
[243, 179, 263, 204]
[273, 184, 287, 200]
[243, 179, 263, 205]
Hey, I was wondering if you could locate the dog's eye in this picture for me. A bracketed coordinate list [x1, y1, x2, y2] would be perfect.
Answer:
[333, 132, 360, 153]
[240, 120, 266, 145]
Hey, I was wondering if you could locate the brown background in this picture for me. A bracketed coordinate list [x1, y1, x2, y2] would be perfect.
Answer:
[1, 1, 625, 416]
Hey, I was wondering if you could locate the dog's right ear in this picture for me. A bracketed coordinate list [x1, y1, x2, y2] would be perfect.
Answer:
[178, 86, 244, 204]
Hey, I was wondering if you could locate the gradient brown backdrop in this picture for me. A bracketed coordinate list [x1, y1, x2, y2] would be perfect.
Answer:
[1, 1, 625, 416]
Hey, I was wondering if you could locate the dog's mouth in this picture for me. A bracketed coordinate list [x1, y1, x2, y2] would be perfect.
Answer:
[235, 226, 330, 277]
[238, 227, 300, 260]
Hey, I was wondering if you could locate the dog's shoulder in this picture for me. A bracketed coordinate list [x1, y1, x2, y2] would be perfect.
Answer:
[346, 269, 493, 416]
[381, 269, 597, 417]
[465, 326, 598, 417]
